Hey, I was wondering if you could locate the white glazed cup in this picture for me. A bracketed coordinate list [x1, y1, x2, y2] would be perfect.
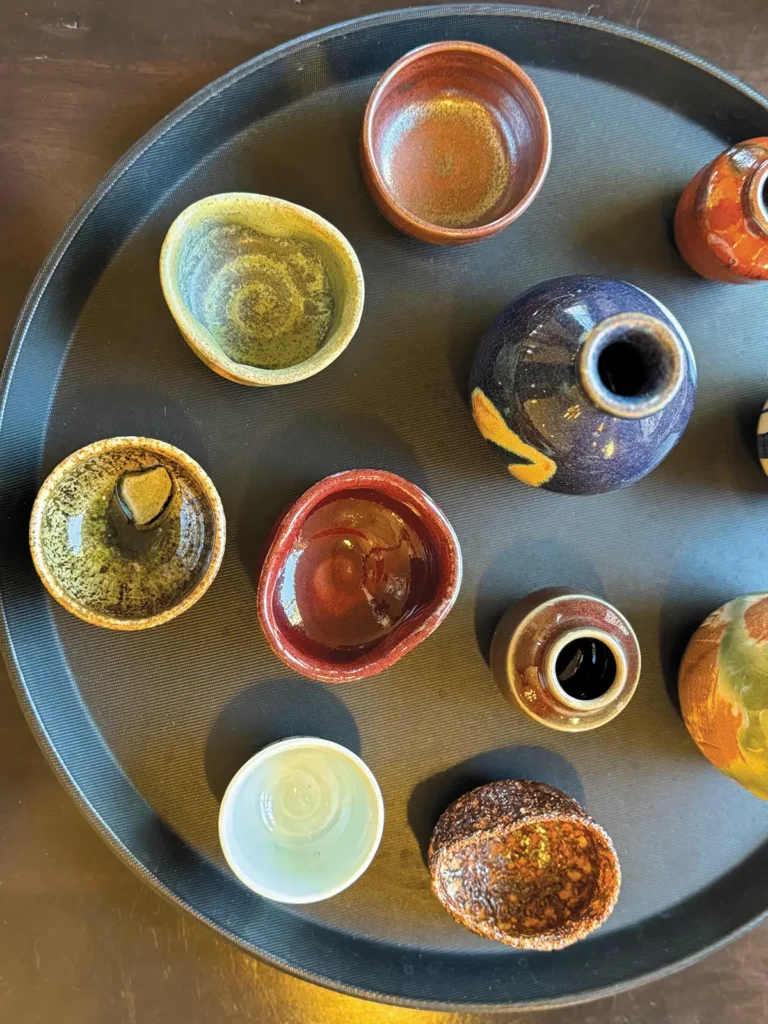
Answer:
[218, 737, 384, 904]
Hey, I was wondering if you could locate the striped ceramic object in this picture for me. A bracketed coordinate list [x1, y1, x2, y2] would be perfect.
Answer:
[758, 399, 768, 475]
[679, 594, 768, 800]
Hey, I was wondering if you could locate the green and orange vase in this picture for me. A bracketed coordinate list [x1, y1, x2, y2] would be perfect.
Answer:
[679, 594, 768, 800]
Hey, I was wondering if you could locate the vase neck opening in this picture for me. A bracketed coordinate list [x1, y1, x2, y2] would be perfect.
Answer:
[747, 161, 768, 236]
[544, 628, 626, 713]
[579, 311, 684, 420]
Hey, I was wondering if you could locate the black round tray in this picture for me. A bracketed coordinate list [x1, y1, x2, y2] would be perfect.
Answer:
[3, 5, 768, 1012]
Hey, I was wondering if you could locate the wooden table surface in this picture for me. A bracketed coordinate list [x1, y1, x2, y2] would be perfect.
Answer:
[2, 1, 768, 1021]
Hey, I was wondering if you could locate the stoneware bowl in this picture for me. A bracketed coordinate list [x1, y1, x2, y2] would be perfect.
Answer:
[429, 780, 621, 951]
[491, 587, 641, 732]
[160, 193, 365, 386]
[257, 469, 463, 683]
[679, 594, 768, 800]
[218, 737, 384, 904]
[361, 42, 551, 245]
[29, 437, 225, 630]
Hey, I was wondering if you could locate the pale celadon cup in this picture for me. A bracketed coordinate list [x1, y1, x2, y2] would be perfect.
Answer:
[218, 737, 384, 904]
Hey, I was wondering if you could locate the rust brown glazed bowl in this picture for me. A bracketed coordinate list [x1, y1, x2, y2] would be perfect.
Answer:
[361, 41, 551, 245]
[257, 469, 462, 682]
[429, 780, 621, 951]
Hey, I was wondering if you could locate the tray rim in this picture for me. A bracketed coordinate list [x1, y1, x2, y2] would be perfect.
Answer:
[2, 4, 768, 1012]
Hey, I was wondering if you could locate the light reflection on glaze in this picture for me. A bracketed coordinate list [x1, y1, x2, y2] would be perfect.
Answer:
[39, 449, 214, 619]
[276, 495, 427, 649]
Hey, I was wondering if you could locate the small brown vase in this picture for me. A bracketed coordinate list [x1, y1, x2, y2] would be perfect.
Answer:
[490, 588, 641, 732]
[428, 780, 621, 951]
[674, 137, 768, 283]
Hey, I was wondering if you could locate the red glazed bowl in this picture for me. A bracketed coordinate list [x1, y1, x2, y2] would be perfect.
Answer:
[361, 41, 551, 245]
[257, 470, 463, 682]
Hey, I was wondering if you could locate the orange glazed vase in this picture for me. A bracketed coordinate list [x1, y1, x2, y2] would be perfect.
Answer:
[674, 137, 768, 283]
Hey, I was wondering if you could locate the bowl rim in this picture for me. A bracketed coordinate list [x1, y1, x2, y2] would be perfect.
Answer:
[28, 435, 226, 631]
[256, 468, 463, 682]
[217, 736, 385, 904]
[361, 40, 552, 242]
[159, 192, 365, 387]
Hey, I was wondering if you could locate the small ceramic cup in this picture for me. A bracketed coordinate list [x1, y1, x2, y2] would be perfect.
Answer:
[361, 42, 551, 245]
[160, 193, 365, 385]
[491, 588, 641, 731]
[429, 780, 620, 950]
[29, 437, 225, 630]
[257, 469, 463, 683]
[218, 737, 384, 903]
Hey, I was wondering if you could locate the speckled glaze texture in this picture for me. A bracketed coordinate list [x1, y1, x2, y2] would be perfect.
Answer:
[257, 470, 462, 683]
[361, 42, 551, 245]
[491, 587, 641, 732]
[674, 137, 768, 283]
[160, 193, 364, 386]
[679, 594, 768, 800]
[470, 275, 697, 494]
[428, 780, 620, 951]
[29, 437, 225, 630]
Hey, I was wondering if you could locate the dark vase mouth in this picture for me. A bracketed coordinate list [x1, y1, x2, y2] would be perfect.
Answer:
[543, 627, 626, 712]
[578, 312, 685, 420]
[747, 161, 768, 236]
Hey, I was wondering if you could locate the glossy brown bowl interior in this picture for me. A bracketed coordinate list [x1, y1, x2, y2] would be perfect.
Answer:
[256, 470, 463, 683]
[362, 42, 551, 243]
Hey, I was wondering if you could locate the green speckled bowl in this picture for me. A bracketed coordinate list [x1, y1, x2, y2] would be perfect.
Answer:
[29, 437, 226, 630]
[160, 193, 365, 387]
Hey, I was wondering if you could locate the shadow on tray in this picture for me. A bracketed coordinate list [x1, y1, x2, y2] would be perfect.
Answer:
[205, 677, 360, 802]
[408, 745, 584, 868]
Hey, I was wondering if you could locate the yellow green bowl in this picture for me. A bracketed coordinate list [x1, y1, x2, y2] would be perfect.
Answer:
[160, 193, 365, 387]
[29, 437, 226, 631]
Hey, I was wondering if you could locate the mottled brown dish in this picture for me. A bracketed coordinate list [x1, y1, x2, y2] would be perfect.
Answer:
[428, 780, 620, 951]
[361, 41, 551, 245]
[29, 437, 226, 630]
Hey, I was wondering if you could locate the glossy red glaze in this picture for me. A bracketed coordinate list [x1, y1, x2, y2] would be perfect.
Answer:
[257, 470, 462, 683]
[674, 136, 768, 283]
[361, 42, 551, 245]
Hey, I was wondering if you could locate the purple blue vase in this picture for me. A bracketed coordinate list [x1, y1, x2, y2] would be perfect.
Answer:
[470, 275, 696, 495]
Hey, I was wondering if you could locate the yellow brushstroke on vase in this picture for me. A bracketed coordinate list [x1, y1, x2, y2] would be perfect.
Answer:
[471, 388, 556, 487]
[603, 440, 615, 459]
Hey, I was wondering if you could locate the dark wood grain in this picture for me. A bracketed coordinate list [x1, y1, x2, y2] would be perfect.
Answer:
[2, 2, 767, 1021]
